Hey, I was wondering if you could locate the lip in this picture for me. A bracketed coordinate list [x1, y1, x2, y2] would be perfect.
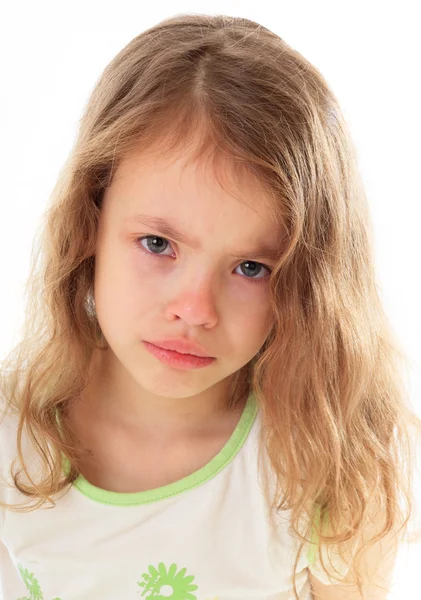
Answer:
[142, 341, 215, 370]
[145, 338, 213, 358]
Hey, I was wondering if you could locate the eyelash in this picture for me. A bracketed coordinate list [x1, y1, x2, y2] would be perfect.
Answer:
[134, 235, 273, 284]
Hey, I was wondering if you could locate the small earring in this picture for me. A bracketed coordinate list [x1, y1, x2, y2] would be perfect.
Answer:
[85, 289, 96, 319]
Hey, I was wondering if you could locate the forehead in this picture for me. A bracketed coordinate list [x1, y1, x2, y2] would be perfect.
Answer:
[110, 145, 278, 217]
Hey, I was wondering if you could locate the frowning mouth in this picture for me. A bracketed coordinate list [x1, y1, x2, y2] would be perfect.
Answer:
[142, 341, 216, 370]
[144, 338, 213, 358]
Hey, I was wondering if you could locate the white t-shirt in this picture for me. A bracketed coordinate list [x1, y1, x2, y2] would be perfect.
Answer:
[0, 390, 351, 600]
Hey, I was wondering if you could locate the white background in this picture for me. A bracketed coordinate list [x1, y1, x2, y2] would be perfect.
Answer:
[0, 1, 420, 597]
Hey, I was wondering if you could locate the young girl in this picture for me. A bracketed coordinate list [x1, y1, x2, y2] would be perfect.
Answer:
[1, 13, 420, 600]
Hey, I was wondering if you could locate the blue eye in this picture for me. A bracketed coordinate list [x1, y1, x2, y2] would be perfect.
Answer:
[136, 235, 272, 283]
[139, 235, 173, 256]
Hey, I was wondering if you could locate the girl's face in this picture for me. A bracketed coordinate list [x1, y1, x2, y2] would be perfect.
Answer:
[93, 147, 281, 399]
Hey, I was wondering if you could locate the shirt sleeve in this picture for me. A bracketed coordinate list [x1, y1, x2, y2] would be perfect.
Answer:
[0, 390, 13, 542]
[307, 537, 356, 585]
[306, 507, 359, 585]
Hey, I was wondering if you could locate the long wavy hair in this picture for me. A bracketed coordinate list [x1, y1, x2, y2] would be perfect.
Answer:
[1, 13, 420, 599]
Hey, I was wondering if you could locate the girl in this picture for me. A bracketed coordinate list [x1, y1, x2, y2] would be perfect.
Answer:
[1, 13, 420, 600]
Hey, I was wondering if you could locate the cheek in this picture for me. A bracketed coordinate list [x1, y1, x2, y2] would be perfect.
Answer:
[94, 251, 156, 321]
[127, 255, 170, 310]
[230, 300, 274, 348]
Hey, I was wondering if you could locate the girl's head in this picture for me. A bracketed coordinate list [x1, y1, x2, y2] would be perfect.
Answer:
[2, 13, 420, 599]
[92, 138, 279, 402]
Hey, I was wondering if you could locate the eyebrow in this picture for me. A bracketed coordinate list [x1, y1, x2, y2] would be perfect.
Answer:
[126, 213, 281, 262]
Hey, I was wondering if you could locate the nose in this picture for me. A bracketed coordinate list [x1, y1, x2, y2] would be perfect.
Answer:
[163, 267, 219, 328]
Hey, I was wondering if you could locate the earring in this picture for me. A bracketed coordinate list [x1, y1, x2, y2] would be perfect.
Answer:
[85, 288, 97, 319]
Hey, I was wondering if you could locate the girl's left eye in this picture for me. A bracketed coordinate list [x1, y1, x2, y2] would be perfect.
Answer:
[135, 235, 272, 284]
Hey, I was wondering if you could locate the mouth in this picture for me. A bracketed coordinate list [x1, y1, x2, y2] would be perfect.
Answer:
[145, 339, 213, 358]
[142, 341, 216, 370]
[153, 345, 202, 357]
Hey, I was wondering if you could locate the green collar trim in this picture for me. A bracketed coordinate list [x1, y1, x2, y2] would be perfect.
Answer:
[61, 391, 258, 506]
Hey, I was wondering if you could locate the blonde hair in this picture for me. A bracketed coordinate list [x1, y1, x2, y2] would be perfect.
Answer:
[1, 13, 420, 599]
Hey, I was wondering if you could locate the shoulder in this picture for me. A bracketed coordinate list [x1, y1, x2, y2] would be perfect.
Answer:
[308, 507, 399, 599]
[0, 384, 20, 482]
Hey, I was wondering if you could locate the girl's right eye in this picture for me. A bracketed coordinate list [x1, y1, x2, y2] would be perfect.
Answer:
[137, 235, 174, 257]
